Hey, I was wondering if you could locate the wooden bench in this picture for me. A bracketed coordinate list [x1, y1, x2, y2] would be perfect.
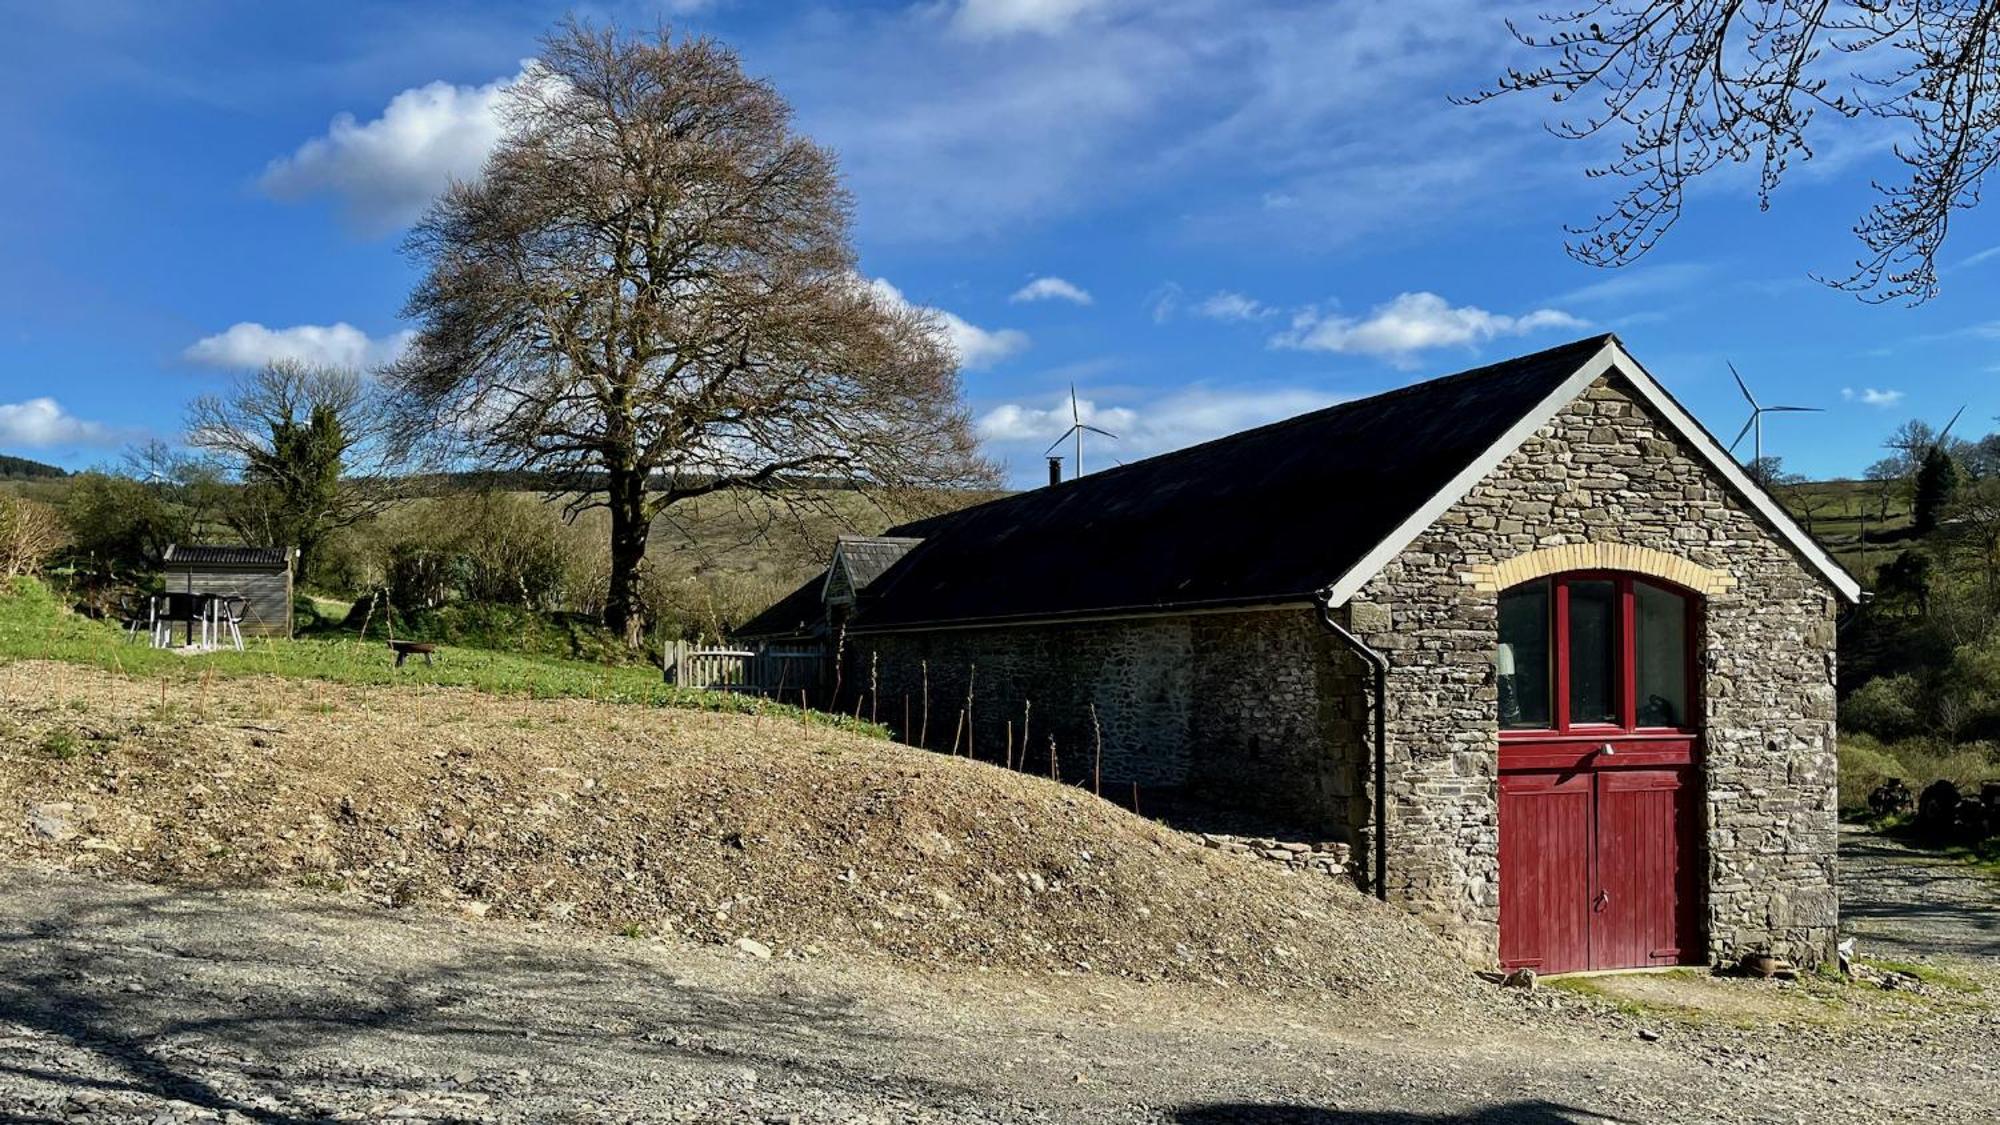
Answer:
[388, 640, 436, 668]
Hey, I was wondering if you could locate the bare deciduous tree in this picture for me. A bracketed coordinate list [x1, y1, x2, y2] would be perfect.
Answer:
[384, 22, 993, 645]
[187, 361, 393, 582]
[1466, 2, 2000, 302]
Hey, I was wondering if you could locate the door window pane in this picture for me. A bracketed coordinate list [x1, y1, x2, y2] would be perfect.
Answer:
[1567, 579, 1617, 725]
[1635, 581, 1690, 727]
[1497, 581, 1550, 730]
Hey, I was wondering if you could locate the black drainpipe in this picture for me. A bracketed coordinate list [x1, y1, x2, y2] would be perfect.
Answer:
[1313, 591, 1389, 902]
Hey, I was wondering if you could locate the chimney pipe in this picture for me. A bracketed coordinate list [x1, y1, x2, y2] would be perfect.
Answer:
[1047, 456, 1063, 487]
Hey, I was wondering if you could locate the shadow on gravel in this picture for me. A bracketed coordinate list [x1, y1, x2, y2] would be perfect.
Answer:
[1177, 1102, 1623, 1124]
[1840, 835, 2000, 958]
[0, 882, 945, 1120]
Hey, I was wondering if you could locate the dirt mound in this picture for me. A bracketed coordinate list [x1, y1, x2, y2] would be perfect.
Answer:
[0, 661, 1472, 1004]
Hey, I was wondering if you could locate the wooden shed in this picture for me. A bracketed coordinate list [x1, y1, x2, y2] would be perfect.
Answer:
[161, 544, 295, 638]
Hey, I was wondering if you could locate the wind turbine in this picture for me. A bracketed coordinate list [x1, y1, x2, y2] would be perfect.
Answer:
[1727, 361, 1821, 469]
[1044, 384, 1118, 479]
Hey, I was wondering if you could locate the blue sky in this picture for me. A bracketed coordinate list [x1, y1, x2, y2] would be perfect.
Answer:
[6, 0, 2000, 485]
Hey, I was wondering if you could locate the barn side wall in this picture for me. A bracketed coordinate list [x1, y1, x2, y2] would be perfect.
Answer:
[1349, 371, 1841, 966]
[851, 609, 1369, 837]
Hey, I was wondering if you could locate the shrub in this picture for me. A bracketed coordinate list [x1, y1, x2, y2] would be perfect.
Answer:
[1841, 674, 1924, 741]
[1837, 732, 1999, 820]
[0, 494, 65, 578]
[1837, 734, 1909, 815]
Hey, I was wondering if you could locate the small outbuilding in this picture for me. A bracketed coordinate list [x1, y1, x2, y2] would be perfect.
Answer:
[161, 544, 295, 638]
[739, 335, 1860, 972]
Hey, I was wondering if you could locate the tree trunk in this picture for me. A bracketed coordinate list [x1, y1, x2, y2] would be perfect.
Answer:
[604, 468, 649, 649]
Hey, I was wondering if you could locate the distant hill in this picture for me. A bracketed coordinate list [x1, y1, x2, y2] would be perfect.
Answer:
[0, 454, 66, 480]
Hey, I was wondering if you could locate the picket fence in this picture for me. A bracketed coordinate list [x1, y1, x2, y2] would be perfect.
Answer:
[662, 640, 828, 697]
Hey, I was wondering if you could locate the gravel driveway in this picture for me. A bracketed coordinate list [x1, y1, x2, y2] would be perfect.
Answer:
[1, 861, 1997, 1124]
[1840, 824, 2000, 961]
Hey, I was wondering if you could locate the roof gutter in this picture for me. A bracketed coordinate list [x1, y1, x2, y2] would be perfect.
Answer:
[1313, 590, 1389, 902]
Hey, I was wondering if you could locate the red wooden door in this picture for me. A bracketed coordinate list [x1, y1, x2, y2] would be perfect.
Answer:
[1594, 767, 1697, 969]
[1498, 770, 1592, 973]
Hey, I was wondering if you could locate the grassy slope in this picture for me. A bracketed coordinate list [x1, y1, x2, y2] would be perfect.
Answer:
[1775, 478, 1911, 579]
[0, 579, 876, 735]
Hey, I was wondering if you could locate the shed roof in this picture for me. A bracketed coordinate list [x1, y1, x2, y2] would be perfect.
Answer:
[162, 544, 292, 569]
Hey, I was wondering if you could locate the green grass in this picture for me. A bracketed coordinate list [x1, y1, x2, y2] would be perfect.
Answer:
[1776, 477, 1911, 578]
[1859, 958, 1983, 993]
[0, 577, 883, 737]
[300, 599, 652, 669]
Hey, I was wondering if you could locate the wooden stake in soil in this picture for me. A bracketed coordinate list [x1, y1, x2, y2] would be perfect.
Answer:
[1089, 702, 1102, 797]
[1021, 699, 1032, 772]
[919, 660, 929, 749]
[1131, 781, 1140, 816]
[950, 707, 966, 756]
[964, 664, 976, 761]
[1004, 720, 1015, 771]
[1048, 734, 1058, 781]
[869, 652, 879, 725]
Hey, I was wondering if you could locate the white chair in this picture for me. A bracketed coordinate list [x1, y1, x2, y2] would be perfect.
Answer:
[215, 595, 246, 651]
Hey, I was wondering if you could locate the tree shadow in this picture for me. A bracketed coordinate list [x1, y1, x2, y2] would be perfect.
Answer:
[1176, 1101, 1626, 1124]
[0, 876, 969, 1120]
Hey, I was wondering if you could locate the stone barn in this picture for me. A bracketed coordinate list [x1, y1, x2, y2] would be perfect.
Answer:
[738, 335, 1859, 971]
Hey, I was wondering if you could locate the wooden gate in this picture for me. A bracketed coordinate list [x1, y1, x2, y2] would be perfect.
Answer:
[663, 641, 828, 697]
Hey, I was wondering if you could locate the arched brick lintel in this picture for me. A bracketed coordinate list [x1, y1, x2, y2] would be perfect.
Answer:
[1465, 543, 1735, 598]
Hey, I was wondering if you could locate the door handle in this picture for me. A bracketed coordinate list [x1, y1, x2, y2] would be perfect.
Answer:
[1592, 890, 1610, 913]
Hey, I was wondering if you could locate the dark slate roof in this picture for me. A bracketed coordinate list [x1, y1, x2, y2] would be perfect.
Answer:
[162, 544, 292, 569]
[833, 536, 923, 590]
[849, 335, 1616, 631]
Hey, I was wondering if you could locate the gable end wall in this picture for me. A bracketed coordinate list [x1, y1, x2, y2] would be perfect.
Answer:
[1350, 371, 1840, 966]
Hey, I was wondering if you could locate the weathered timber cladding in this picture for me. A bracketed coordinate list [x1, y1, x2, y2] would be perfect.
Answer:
[164, 566, 293, 638]
[1349, 373, 1838, 965]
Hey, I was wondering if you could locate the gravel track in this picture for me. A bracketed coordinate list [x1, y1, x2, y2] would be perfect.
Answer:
[1839, 824, 2000, 961]
[0, 863, 1996, 1124]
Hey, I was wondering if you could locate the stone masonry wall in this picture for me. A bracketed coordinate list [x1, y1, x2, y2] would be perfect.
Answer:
[1350, 371, 1842, 966]
[852, 610, 1369, 837]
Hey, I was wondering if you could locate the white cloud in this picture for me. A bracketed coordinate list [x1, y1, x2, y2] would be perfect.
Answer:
[1959, 244, 2000, 269]
[258, 63, 539, 233]
[184, 322, 415, 372]
[1842, 387, 1906, 408]
[977, 383, 1342, 472]
[1193, 291, 1270, 322]
[866, 278, 1029, 370]
[1553, 263, 1712, 305]
[949, 0, 1116, 39]
[0, 398, 121, 449]
[1010, 276, 1093, 305]
[1271, 292, 1585, 366]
